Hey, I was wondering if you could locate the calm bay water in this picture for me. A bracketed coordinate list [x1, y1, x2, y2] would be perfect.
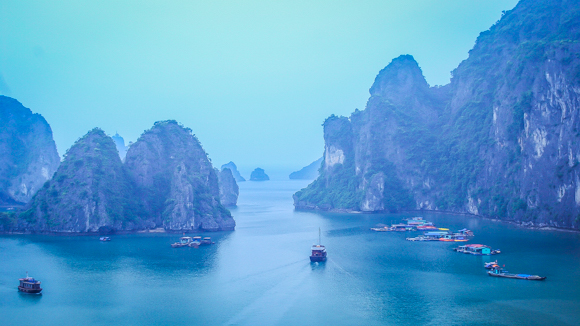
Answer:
[2, 180, 580, 325]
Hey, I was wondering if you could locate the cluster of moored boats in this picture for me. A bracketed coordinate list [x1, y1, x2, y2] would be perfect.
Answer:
[170, 236, 214, 248]
[371, 217, 546, 280]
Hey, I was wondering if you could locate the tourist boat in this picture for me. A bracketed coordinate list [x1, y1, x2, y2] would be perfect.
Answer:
[200, 237, 214, 246]
[310, 228, 327, 262]
[171, 237, 193, 248]
[416, 223, 438, 230]
[18, 273, 42, 294]
[453, 244, 500, 255]
[487, 266, 546, 280]
[99, 237, 111, 241]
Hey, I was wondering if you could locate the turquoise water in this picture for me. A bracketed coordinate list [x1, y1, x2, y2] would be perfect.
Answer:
[2, 180, 580, 325]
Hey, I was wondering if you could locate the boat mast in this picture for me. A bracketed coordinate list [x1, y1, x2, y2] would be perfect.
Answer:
[318, 227, 321, 245]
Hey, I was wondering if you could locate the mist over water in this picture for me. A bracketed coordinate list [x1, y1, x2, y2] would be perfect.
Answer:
[1, 180, 579, 325]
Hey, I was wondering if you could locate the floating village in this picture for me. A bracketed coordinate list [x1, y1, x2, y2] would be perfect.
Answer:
[370, 217, 546, 281]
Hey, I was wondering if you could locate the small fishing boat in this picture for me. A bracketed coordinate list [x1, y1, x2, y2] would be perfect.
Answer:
[487, 266, 546, 280]
[171, 237, 193, 248]
[99, 237, 111, 241]
[455, 229, 475, 237]
[18, 272, 42, 294]
[200, 237, 214, 246]
[484, 261, 499, 269]
[371, 226, 394, 232]
[310, 228, 327, 262]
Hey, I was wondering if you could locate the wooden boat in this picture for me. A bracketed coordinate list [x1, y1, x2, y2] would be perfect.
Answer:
[439, 234, 469, 242]
[310, 228, 327, 262]
[18, 273, 42, 294]
[488, 267, 546, 280]
[200, 237, 214, 246]
[171, 237, 193, 248]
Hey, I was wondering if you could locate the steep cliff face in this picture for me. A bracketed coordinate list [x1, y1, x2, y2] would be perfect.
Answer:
[14, 129, 141, 232]
[295, 0, 580, 229]
[125, 120, 235, 231]
[0, 96, 60, 205]
[218, 168, 239, 207]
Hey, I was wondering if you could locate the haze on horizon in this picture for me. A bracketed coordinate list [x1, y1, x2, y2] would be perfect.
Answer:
[0, 0, 518, 175]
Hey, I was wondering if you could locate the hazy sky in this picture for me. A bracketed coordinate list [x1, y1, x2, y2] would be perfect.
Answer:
[0, 0, 518, 176]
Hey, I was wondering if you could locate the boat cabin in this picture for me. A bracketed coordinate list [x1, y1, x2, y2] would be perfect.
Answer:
[180, 237, 193, 245]
[310, 244, 327, 262]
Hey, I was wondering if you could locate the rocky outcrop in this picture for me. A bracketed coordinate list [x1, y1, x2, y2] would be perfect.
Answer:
[250, 168, 269, 181]
[14, 128, 142, 232]
[221, 161, 245, 182]
[125, 120, 235, 231]
[218, 168, 239, 207]
[295, 0, 580, 229]
[289, 158, 322, 180]
[0, 96, 60, 205]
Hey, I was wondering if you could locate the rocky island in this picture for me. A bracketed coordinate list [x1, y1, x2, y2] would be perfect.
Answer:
[294, 0, 580, 229]
[289, 158, 322, 180]
[218, 168, 239, 207]
[1, 120, 235, 233]
[221, 161, 246, 182]
[250, 168, 269, 181]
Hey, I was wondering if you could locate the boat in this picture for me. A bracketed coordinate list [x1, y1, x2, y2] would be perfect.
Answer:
[438, 234, 469, 242]
[406, 236, 439, 241]
[171, 237, 193, 248]
[200, 237, 214, 246]
[455, 228, 475, 237]
[310, 228, 327, 262]
[18, 272, 42, 294]
[453, 244, 500, 255]
[484, 261, 500, 269]
[99, 237, 111, 241]
[370, 226, 394, 232]
[487, 266, 546, 280]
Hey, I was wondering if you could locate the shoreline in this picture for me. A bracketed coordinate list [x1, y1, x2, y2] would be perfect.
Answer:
[294, 205, 580, 234]
[0, 227, 235, 236]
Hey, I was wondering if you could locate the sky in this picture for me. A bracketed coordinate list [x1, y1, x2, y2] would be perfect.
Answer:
[0, 0, 519, 177]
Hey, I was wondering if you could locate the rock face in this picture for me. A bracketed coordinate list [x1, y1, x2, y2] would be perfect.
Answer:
[125, 120, 235, 231]
[289, 158, 323, 180]
[295, 0, 580, 229]
[16, 128, 141, 232]
[0, 96, 60, 205]
[218, 168, 239, 207]
[250, 168, 269, 181]
[221, 161, 245, 182]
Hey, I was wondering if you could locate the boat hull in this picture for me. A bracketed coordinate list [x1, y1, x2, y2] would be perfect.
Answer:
[18, 286, 42, 294]
[487, 271, 546, 280]
[310, 256, 327, 262]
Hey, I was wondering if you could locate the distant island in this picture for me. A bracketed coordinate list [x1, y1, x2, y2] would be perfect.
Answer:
[250, 168, 269, 181]
[289, 158, 322, 180]
[221, 161, 245, 182]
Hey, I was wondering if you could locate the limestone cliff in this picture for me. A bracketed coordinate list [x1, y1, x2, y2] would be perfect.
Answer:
[295, 0, 580, 229]
[0, 96, 60, 205]
[125, 120, 235, 231]
[218, 168, 239, 207]
[14, 128, 142, 232]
